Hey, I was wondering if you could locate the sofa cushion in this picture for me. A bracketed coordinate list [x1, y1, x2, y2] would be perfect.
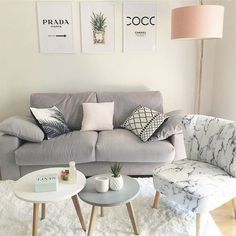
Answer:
[81, 102, 114, 131]
[96, 91, 163, 128]
[0, 116, 44, 142]
[150, 110, 184, 141]
[15, 131, 98, 166]
[30, 92, 97, 130]
[121, 105, 168, 142]
[30, 106, 70, 140]
[96, 129, 175, 163]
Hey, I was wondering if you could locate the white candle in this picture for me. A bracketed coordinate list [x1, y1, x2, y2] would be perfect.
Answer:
[95, 176, 109, 193]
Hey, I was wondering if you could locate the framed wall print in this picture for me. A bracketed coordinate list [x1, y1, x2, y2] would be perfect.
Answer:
[80, 2, 115, 53]
[37, 1, 74, 53]
[123, 2, 157, 52]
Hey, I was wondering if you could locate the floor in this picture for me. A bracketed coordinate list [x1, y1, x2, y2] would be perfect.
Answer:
[211, 201, 236, 236]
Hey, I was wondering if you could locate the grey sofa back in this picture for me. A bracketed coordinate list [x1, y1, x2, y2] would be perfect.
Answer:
[30, 91, 163, 129]
[97, 91, 163, 127]
[30, 92, 97, 129]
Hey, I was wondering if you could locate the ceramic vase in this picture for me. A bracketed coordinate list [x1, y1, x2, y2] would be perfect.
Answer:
[110, 175, 123, 191]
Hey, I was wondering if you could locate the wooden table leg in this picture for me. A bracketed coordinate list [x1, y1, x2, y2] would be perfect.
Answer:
[41, 203, 46, 220]
[100, 206, 104, 217]
[71, 195, 86, 231]
[232, 198, 236, 218]
[126, 202, 140, 235]
[152, 191, 161, 209]
[88, 206, 98, 236]
[196, 213, 201, 236]
[32, 203, 39, 236]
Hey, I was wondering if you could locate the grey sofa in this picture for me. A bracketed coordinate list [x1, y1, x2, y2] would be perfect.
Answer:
[0, 91, 186, 180]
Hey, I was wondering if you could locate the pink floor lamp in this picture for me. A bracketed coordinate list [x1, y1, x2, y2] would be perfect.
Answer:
[171, 1, 224, 114]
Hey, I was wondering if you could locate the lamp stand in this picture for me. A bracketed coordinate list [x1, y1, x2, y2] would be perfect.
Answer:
[194, 39, 204, 114]
[171, 0, 224, 114]
[194, 0, 204, 114]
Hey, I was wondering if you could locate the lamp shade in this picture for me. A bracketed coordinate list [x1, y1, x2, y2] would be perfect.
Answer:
[171, 5, 224, 40]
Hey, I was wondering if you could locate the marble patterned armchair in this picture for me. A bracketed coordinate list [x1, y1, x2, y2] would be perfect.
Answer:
[152, 115, 236, 236]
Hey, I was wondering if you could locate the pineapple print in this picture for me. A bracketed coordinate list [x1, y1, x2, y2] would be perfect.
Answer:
[90, 12, 107, 44]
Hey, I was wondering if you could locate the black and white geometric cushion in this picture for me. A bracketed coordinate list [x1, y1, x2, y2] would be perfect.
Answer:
[121, 105, 169, 142]
[30, 106, 70, 140]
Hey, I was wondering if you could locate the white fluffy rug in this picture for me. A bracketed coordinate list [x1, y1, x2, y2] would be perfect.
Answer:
[0, 178, 222, 236]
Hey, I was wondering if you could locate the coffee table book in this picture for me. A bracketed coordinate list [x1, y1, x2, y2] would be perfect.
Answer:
[35, 174, 58, 192]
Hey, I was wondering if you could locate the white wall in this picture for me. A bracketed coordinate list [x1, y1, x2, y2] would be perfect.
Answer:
[0, 0, 198, 121]
[211, 0, 236, 120]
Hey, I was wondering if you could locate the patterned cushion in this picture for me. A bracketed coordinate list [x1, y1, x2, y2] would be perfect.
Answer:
[182, 115, 236, 177]
[121, 105, 168, 142]
[153, 160, 236, 213]
[30, 106, 70, 140]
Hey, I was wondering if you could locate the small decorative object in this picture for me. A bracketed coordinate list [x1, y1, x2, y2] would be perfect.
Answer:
[91, 12, 107, 44]
[110, 163, 123, 191]
[35, 174, 58, 192]
[69, 161, 77, 184]
[61, 169, 70, 181]
[95, 176, 109, 193]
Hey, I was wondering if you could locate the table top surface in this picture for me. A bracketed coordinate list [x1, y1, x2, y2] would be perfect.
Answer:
[79, 175, 140, 207]
[14, 168, 86, 203]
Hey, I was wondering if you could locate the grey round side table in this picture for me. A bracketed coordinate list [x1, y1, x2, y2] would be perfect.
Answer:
[79, 175, 140, 236]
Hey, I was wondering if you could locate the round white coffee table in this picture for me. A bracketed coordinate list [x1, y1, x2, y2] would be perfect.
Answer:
[79, 175, 140, 236]
[14, 168, 86, 236]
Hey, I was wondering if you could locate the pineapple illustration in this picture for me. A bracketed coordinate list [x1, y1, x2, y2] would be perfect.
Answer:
[90, 12, 107, 44]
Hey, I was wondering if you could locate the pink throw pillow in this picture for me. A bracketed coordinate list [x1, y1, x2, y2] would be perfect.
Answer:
[81, 102, 114, 131]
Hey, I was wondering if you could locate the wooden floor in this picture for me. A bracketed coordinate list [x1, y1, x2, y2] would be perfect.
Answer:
[211, 201, 236, 236]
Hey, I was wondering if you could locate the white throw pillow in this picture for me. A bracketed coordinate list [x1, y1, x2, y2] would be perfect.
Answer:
[81, 102, 114, 131]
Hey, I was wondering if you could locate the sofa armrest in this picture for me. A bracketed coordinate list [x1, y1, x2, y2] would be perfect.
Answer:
[168, 133, 187, 161]
[0, 134, 22, 180]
